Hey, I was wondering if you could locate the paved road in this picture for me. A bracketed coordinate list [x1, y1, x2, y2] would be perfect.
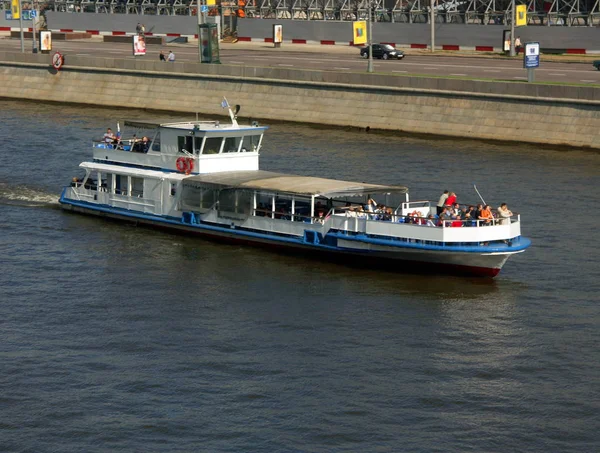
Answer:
[2, 36, 599, 85]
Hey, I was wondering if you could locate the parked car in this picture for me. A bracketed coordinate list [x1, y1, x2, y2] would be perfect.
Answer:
[360, 44, 405, 60]
[593, 60, 600, 70]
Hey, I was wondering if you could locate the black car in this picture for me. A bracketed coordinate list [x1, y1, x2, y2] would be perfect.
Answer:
[360, 44, 405, 60]
[593, 60, 600, 70]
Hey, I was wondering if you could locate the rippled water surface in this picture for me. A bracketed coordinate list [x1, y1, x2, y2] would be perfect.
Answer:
[1, 100, 599, 452]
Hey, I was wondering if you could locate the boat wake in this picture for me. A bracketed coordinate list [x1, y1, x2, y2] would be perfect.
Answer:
[0, 182, 60, 208]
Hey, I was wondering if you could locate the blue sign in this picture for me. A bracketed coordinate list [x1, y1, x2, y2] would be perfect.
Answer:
[5, 11, 12, 20]
[523, 42, 540, 69]
[201, 5, 208, 12]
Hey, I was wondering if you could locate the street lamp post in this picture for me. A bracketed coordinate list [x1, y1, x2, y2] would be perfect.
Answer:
[198, 0, 204, 62]
[430, 0, 435, 53]
[509, 0, 515, 56]
[32, 1, 38, 54]
[367, 1, 373, 73]
[18, 0, 24, 53]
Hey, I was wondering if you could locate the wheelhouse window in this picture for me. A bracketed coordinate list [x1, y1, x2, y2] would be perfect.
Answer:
[202, 137, 222, 154]
[240, 135, 261, 152]
[223, 137, 241, 153]
[177, 136, 193, 154]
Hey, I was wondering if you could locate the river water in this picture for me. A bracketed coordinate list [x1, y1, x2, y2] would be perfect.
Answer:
[0, 99, 598, 452]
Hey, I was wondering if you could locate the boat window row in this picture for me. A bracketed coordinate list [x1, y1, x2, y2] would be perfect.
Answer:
[177, 134, 261, 155]
[73, 172, 151, 198]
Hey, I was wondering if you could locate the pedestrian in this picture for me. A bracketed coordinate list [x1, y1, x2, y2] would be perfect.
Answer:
[167, 50, 175, 62]
[159, 50, 166, 61]
[515, 36, 522, 55]
[141, 23, 146, 36]
[136, 22, 142, 35]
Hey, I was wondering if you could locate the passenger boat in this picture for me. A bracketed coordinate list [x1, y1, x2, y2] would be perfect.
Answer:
[59, 102, 531, 277]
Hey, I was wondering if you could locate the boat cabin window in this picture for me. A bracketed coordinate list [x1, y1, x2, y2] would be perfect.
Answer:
[115, 174, 127, 196]
[202, 137, 222, 155]
[223, 137, 240, 153]
[131, 177, 144, 197]
[178, 136, 193, 154]
[240, 135, 261, 153]
[181, 184, 219, 212]
[151, 131, 161, 152]
[219, 189, 252, 218]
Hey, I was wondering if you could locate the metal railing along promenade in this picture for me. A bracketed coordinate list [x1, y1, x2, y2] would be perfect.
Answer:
[2, 0, 600, 26]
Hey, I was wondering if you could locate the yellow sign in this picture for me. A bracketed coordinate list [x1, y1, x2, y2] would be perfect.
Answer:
[206, 0, 216, 5]
[516, 5, 527, 27]
[11, 0, 20, 19]
[353, 21, 367, 46]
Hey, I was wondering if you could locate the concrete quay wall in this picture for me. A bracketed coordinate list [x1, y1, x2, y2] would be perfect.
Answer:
[0, 52, 599, 149]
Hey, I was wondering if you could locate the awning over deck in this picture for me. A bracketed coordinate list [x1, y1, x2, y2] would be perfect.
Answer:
[183, 170, 408, 198]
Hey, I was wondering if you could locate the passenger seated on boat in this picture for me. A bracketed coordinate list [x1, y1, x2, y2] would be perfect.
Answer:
[425, 215, 437, 227]
[439, 207, 453, 226]
[451, 215, 463, 227]
[346, 207, 357, 218]
[463, 213, 476, 227]
[71, 177, 83, 187]
[275, 208, 289, 220]
[356, 206, 366, 219]
[462, 205, 475, 220]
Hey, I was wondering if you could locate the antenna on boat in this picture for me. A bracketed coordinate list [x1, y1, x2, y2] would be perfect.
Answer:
[473, 184, 486, 205]
[221, 97, 238, 127]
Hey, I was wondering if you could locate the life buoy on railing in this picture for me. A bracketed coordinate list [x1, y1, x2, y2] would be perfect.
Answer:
[176, 157, 187, 173]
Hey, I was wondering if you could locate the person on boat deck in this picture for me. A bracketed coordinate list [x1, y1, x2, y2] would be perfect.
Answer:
[462, 205, 475, 220]
[437, 190, 449, 215]
[425, 214, 437, 227]
[451, 214, 463, 227]
[141, 136, 150, 153]
[439, 207, 453, 226]
[474, 203, 483, 222]
[497, 203, 513, 225]
[365, 197, 377, 213]
[103, 128, 117, 146]
[478, 205, 494, 225]
[445, 192, 457, 208]
[451, 202, 462, 217]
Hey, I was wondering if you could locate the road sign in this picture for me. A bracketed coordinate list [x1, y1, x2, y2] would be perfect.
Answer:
[201, 5, 208, 12]
[523, 42, 540, 69]
[5, 11, 13, 20]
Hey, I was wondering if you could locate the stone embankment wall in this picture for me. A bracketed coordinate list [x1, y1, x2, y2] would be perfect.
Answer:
[0, 51, 599, 149]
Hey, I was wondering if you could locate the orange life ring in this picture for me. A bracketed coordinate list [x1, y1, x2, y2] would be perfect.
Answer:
[176, 157, 188, 172]
[185, 158, 194, 174]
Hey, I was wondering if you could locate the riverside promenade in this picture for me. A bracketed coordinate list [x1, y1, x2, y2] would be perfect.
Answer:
[1, 32, 599, 149]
